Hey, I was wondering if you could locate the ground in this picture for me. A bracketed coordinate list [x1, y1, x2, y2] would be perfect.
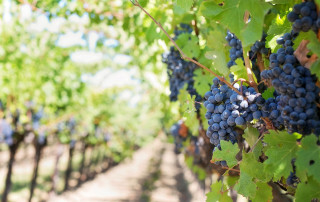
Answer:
[49, 137, 206, 202]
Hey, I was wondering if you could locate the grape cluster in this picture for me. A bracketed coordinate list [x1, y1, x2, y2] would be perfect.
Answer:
[226, 31, 243, 68]
[250, 33, 269, 56]
[170, 121, 187, 154]
[173, 23, 193, 40]
[162, 47, 200, 102]
[286, 159, 300, 188]
[104, 132, 111, 142]
[288, 0, 320, 33]
[188, 136, 202, 164]
[226, 32, 269, 68]
[32, 108, 44, 130]
[37, 131, 46, 145]
[204, 75, 278, 165]
[261, 32, 320, 135]
[225, 32, 269, 93]
[0, 119, 13, 146]
[162, 25, 201, 105]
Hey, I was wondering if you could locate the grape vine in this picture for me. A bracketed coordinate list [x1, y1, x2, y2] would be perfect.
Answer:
[133, 0, 320, 201]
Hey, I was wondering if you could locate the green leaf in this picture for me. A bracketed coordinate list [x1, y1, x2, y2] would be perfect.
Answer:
[243, 127, 262, 159]
[310, 60, 320, 79]
[252, 182, 273, 202]
[185, 156, 194, 168]
[306, 32, 320, 56]
[267, 14, 291, 38]
[175, 33, 200, 58]
[296, 135, 320, 183]
[212, 140, 240, 167]
[266, 34, 281, 52]
[179, 88, 199, 135]
[262, 87, 275, 100]
[230, 58, 257, 83]
[138, 0, 148, 7]
[200, 104, 209, 130]
[265, 10, 291, 52]
[194, 166, 207, 180]
[193, 69, 212, 96]
[205, 50, 229, 77]
[206, 28, 227, 51]
[226, 176, 239, 187]
[241, 152, 272, 182]
[295, 177, 320, 202]
[204, 24, 230, 77]
[263, 131, 299, 180]
[292, 31, 316, 50]
[234, 171, 257, 198]
[199, 0, 223, 19]
[214, 0, 271, 47]
[206, 181, 232, 202]
[176, 0, 194, 12]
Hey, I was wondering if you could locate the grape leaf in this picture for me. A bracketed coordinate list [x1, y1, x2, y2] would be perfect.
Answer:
[200, 104, 209, 130]
[176, 33, 200, 58]
[227, 176, 239, 187]
[179, 89, 199, 135]
[205, 50, 229, 77]
[199, 0, 223, 19]
[185, 156, 194, 168]
[212, 140, 239, 167]
[306, 34, 320, 57]
[234, 171, 257, 198]
[267, 14, 291, 38]
[206, 27, 227, 50]
[193, 165, 207, 180]
[266, 12, 291, 52]
[230, 58, 257, 83]
[310, 60, 320, 79]
[243, 127, 262, 159]
[138, 0, 148, 7]
[193, 69, 211, 96]
[213, 0, 271, 47]
[206, 181, 232, 202]
[204, 24, 230, 77]
[266, 34, 281, 52]
[252, 182, 273, 202]
[241, 152, 272, 182]
[263, 131, 299, 180]
[295, 177, 320, 202]
[262, 87, 275, 100]
[296, 135, 320, 183]
[176, 0, 194, 12]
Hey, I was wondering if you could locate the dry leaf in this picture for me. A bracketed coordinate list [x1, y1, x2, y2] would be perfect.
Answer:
[294, 40, 318, 69]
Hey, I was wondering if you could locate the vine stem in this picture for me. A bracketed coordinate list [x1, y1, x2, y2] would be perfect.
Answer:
[232, 78, 251, 86]
[209, 160, 241, 173]
[131, 0, 241, 95]
[221, 166, 240, 173]
[257, 53, 266, 72]
[243, 11, 259, 93]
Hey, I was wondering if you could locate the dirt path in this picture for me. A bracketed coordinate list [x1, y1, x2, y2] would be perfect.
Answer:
[50, 138, 206, 202]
